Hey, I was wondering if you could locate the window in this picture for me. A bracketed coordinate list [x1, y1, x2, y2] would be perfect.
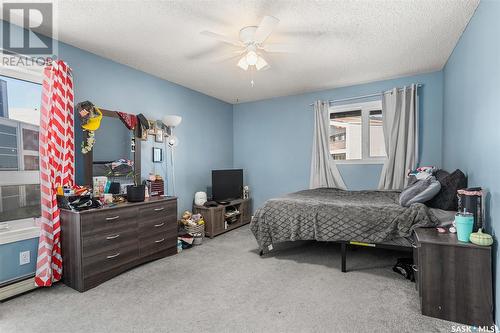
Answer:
[330, 110, 362, 160]
[369, 110, 385, 158]
[329, 101, 386, 163]
[0, 73, 42, 224]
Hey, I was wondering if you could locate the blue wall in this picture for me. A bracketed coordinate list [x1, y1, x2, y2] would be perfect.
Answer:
[233, 71, 444, 209]
[0, 238, 38, 284]
[442, 0, 500, 321]
[57, 42, 234, 214]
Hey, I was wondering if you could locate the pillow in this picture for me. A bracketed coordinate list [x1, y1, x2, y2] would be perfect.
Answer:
[399, 177, 441, 207]
[426, 169, 467, 211]
[407, 175, 419, 186]
[434, 169, 450, 183]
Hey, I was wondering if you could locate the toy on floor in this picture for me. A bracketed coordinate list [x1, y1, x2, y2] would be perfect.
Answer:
[180, 210, 205, 227]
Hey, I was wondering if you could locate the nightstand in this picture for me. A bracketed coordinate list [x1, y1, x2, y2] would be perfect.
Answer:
[413, 228, 493, 326]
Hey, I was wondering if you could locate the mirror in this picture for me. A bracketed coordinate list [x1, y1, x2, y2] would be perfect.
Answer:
[83, 109, 141, 192]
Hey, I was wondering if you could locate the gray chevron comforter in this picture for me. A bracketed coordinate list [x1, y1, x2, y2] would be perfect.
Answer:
[250, 188, 439, 252]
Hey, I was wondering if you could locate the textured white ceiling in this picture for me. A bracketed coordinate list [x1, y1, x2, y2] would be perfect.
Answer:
[47, 0, 478, 103]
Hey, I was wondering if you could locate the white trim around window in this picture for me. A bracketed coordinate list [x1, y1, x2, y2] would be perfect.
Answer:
[329, 100, 387, 165]
[334, 159, 385, 165]
[0, 54, 44, 84]
[0, 217, 39, 245]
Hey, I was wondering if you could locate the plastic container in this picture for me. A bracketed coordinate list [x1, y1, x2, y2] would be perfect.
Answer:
[455, 212, 474, 242]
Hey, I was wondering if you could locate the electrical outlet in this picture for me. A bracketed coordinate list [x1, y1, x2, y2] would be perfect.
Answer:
[19, 251, 30, 265]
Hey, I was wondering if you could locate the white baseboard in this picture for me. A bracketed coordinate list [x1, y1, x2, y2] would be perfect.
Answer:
[0, 278, 37, 301]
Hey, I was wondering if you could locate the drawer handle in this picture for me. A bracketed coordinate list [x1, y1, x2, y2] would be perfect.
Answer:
[412, 264, 418, 272]
[105, 216, 120, 221]
[154, 222, 165, 228]
[155, 238, 165, 243]
[106, 252, 120, 259]
[154, 207, 165, 212]
[106, 234, 120, 240]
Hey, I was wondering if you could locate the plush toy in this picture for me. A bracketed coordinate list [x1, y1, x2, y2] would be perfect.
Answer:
[191, 213, 205, 225]
[180, 210, 192, 226]
[182, 210, 192, 221]
[180, 211, 205, 227]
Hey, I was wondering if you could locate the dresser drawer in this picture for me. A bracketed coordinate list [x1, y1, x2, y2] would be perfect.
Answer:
[82, 222, 137, 258]
[140, 214, 177, 237]
[81, 207, 137, 236]
[83, 237, 138, 281]
[138, 200, 176, 219]
[139, 230, 176, 258]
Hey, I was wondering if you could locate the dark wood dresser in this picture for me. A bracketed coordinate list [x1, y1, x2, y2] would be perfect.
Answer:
[413, 228, 493, 326]
[60, 197, 177, 292]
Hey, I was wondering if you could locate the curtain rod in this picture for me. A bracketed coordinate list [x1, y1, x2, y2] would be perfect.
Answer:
[309, 84, 423, 107]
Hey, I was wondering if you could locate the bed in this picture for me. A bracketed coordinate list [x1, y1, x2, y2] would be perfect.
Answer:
[250, 188, 455, 272]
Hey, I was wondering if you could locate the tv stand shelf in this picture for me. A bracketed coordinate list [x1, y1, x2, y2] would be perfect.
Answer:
[193, 198, 251, 238]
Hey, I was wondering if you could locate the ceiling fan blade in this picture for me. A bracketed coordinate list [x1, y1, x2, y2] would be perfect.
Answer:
[213, 51, 246, 63]
[200, 31, 242, 47]
[253, 16, 279, 44]
[261, 43, 296, 53]
[186, 45, 228, 60]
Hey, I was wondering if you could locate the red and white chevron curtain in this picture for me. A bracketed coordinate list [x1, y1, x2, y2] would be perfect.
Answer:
[35, 60, 75, 287]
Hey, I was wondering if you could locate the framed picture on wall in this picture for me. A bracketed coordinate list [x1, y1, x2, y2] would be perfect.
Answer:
[153, 147, 163, 163]
[147, 120, 156, 136]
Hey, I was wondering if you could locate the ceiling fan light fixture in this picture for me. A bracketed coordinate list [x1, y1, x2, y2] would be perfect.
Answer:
[245, 50, 258, 66]
[237, 56, 249, 70]
[255, 56, 269, 71]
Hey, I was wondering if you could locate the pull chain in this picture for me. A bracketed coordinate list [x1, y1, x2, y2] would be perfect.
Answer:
[250, 68, 255, 87]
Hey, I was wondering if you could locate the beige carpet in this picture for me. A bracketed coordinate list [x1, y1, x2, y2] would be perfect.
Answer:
[0, 225, 457, 332]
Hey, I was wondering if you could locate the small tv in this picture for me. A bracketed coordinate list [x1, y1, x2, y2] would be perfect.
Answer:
[212, 169, 243, 201]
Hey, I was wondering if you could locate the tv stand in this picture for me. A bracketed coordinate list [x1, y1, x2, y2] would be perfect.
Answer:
[193, 198, 251, 238]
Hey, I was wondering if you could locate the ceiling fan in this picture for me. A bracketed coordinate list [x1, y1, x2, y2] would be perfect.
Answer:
[200, 15, 291, 71]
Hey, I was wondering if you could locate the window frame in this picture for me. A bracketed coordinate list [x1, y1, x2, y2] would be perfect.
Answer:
[0, 62, 43, 228]
[329, 100, 386, 165]
[0, 55, 44, 85]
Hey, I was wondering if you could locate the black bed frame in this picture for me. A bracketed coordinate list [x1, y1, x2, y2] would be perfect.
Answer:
[259, 240, 413, 272]
[338, 241, 412, 272]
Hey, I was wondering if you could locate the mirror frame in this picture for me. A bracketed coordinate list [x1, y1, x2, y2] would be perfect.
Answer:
[83, 108, 141, 186]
